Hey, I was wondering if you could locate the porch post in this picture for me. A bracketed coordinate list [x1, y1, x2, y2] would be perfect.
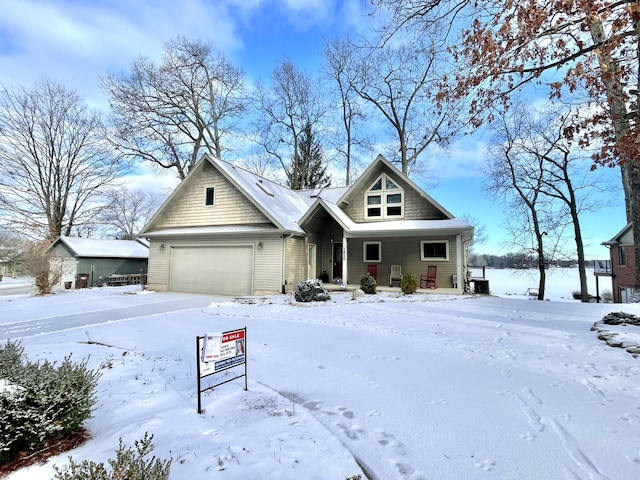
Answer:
[456, 234, 463, 294]
[342, 234, 348, 286]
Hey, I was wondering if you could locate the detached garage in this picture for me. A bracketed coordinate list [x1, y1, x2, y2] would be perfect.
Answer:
[47, 236, 149, 288]
[169, 245, 253, 296]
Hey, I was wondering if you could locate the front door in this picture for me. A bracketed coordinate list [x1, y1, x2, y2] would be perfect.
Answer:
[333, 243, 342, 280]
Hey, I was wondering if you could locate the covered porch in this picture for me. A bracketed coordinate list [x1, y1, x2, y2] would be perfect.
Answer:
[322, 282, 459, 295]
[300, 200, 473, 295]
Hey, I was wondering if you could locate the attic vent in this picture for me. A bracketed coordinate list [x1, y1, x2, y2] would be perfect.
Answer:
[310, 188, 323, 198]
[256, 180, 274, 197]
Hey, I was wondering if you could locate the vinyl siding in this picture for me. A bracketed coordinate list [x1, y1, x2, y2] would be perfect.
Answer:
[147, 236, 283, 294]
[253, 237, 284, 294]
[152, 161, 270, 229]
[284, 236, 307, 292]
[342, 166, 447, 222]
[620, 228, 634, 245]
[346, 235, 458, 287]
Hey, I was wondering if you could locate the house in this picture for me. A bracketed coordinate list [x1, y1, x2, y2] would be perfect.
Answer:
[602, 223, 636, 303]
[140, 154, 474, 296]
[48, 236, 149, 288]
[0, 242, 26, 278]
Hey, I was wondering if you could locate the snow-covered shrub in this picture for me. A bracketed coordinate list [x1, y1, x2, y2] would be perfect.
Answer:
[0, 340, 100, 463]
[360, 273, 377, 294]
[294, 279, 331, 302]
[400, 273, 417, 294]
[53, 433, 171, 480]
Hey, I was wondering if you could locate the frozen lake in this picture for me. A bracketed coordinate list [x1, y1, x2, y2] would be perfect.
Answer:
[479, 267, 613, 301]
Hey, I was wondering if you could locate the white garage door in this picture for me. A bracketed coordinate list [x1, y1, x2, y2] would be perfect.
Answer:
[169, 246, 253, 296]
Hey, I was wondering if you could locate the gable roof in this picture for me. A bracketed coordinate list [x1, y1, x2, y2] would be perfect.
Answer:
[337, 154, 455, 219]
[211, 155, 349, 233]
[50, 237, 149, 258]
[299, 198, 473, 240]
[141, 155, 349, 236]
[602, 223, 633, 246]
[141, 153, 471, 239]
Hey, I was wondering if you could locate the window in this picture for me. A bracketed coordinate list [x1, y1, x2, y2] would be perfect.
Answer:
[363, 241, 382, 262]
[618, 246, 626, 266]
[365, 174, 404, 219]
[421, 240, 449, 261]
[205, 187, 215, 206]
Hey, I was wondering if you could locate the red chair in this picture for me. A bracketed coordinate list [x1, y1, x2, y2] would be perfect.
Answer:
[419, 266, 437, 289]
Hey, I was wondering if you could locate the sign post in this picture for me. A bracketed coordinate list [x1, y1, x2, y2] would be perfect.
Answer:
[196, 327, 247, 414]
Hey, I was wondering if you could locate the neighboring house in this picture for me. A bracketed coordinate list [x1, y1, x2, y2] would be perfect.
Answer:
[48, 236, 149, 288]
[602, 223, 636, 303]
[140, 154, 474, 296]
[0, 243, 26, 278]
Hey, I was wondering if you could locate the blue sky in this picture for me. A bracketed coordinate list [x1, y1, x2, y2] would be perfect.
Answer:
[0, 0, 626, 259]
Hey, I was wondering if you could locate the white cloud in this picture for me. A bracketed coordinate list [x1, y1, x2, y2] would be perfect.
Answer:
[426, 136, 489, 181]
[0, 0, 245, 105]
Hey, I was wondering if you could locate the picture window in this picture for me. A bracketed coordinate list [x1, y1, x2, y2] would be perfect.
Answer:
[363, 241, 382, 262]
[421, 240, 449, 261]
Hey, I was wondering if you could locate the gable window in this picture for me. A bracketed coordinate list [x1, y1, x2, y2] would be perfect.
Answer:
[365, 174, 404, 219]
[205, 187, 215, 206]
[421, 240, 449, 261]
[363, 241, 382, 262]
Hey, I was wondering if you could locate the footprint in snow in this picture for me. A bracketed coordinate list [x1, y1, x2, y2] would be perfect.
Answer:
[377, 431, 408, 456]
[475, 458, 496, 472]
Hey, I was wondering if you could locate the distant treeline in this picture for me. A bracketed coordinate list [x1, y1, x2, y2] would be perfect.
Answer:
[469, 253, 604, 269]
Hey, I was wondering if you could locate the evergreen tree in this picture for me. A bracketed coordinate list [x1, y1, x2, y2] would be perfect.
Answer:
[288, 122, 331, 190]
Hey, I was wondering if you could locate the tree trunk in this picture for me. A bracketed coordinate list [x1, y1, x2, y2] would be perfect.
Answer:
[588, 10, 640, 294]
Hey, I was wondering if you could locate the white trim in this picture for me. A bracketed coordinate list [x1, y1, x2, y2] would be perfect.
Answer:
[308, 243, 317, 280]
[364, 173, 404, 220]
[420, 240, 449, 261]
[205, 186, 215, 206]
[363, 241, 382, 262]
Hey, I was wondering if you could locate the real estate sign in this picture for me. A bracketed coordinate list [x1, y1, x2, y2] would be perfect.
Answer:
[196, 327, 247, 413]
[199, 329, 246, 376]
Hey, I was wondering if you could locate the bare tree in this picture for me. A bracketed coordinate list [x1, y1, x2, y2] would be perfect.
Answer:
[0, 78, 122, 241]
[253, 60, 329, 187]
[323, 36, 373, 185]
[239, 150, 283, 182]
[102, 35, 246, 180]
[376, 0, 640, 294]
[344, 32, 460, 174]
[487, 101, 609, 300]
[529, 106, 611, 302]
[99, 188, 162, 240]
[486, 104, 555, 300]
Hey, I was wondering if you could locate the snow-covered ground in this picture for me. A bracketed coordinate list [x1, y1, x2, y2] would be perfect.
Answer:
[1, 269, 639, 480]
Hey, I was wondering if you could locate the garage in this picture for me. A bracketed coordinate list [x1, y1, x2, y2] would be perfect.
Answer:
[169, 246, 253, 296]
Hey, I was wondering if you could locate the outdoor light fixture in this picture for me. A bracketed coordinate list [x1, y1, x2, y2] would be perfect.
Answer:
[257, 241, 263, 250]
[159, 243, 165, 250]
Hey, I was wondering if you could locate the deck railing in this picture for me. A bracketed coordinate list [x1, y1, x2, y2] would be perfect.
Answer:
[593, 260, 612, 276]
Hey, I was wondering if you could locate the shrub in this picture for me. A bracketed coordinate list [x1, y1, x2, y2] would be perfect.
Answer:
[360, 273, 377, 294]
[53, 433, 171, 480]
[294, 279, 331, 302]
[25, 241, 62, 295]
[0, 340, 100, 464]
[400, 273, 417, 294]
